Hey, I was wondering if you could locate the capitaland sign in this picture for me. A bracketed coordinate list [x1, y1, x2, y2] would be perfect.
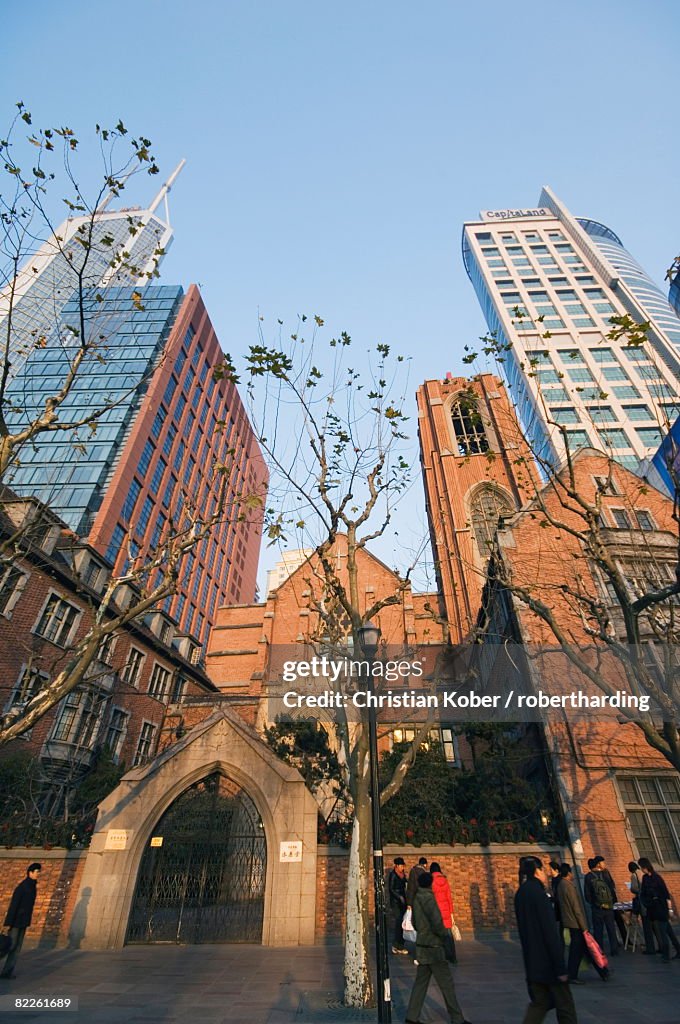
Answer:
[480, 208, 550, 221]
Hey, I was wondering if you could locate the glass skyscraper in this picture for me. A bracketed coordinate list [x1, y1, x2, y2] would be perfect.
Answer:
[5, 283, 268, 648]
[462, 187, 680, 469]
[0, 164, 182, 379]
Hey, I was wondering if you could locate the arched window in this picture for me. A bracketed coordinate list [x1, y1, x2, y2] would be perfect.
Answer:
[469, 486, 514, 557]
[450, 396, 489, 456]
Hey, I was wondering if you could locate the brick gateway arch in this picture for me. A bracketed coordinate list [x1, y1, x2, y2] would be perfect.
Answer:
[69, 707, 318, 948]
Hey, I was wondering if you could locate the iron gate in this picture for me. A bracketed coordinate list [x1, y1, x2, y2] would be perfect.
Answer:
[126, 772, 266, 943]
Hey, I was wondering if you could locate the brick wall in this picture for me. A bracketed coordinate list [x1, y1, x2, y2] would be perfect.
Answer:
[0, 849, 87, 948]
[315, 843, 567, 940]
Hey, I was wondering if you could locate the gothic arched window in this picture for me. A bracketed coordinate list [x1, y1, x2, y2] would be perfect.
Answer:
[450, 396, 489, 456]
[469, 486, 514, 557]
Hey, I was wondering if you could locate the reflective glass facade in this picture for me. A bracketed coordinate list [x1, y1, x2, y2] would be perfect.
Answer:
[6, 286, 183, 533]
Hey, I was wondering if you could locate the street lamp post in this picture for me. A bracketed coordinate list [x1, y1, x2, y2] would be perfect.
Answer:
[358, 620, 391, 1024]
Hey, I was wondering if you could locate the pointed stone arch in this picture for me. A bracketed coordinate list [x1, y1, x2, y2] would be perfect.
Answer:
[70, 706, 318, 948]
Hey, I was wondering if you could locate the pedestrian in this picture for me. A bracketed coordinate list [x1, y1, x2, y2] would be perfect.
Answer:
[406, 856, 428, 907]
[405, 873, 471, 1024]
[556, 863, 607, 984]
[387, 856, 409, 956]
[1, 862, 41, 980]
[584, 856, 619, 958]
[548, 860, 564, 953]
[629, 860, 656, 954]
[430, 861, 457, 962]
[515, 856, 577, 1024]
[638, 857, 680, 963]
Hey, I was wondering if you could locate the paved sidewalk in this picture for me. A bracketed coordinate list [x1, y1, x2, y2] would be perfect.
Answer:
[0, 939, 678, 1023]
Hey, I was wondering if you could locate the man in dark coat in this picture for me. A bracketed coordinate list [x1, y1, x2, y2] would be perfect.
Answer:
[514, 857, 577, 1023]
[405, 872, 471, 1024]
[406, 856, 428, 907]
[387, 856, 408, 954]
[584, 855, 619, 957]
[1, 862, 41, 979]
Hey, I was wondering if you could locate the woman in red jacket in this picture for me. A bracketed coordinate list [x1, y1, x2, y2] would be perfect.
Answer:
[430, 862, 457, 963]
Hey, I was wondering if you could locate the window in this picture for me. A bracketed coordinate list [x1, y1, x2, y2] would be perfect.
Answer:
[148, 663, 171, 700]
[136, 496, 154, 536]
[121, 479, 141, 523]
[34, 594, 80, 646]
[623, 347, 652, 363]
[557, 349, 585, 364]
[105, 524, 126, 565]
[122, 647, 145, 687]
[535, 369, 561, 385]
[150, 456, 167, 494]
[138, 440, 155, 476]
[171, 675, 187, 703]
[566, 367, 594, 383]
[599, 428, 631, 449]
[163, 376, 178, 406]
[601, 366, 627, 382]
[589, 347, 615, 364]
[9, 665, 49, 707]
[623, 405, 653, 422]
[550, 407, 580, 424]
[151, 405, 167, 439]
[587, 406, 616, 422]
[636, 427, 663, 447]
[51, 689, 100, 748]
[635, 511, 655, 531]
[618, 775, 680, 865]
[450, 397, 489, 456]
[440, 727, 458, 764]
[133, 721, 157, 767]
[564, 430, 589, 449]
[613, 386, 640, 400]
[610, 508, 632, 529]
[105, 708, 128, 760]
[162, 425, 178, 459]
[97, 632, 117, 665]
[469, 486, 514, 557]
[0, 566, 27, 618]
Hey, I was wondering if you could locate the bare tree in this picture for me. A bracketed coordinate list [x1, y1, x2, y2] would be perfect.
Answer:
[217, 319, 440, 1007]
[459, 313, 680, 770]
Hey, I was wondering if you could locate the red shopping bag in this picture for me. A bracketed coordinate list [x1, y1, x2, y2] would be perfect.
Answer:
[583, 930, 608, 970]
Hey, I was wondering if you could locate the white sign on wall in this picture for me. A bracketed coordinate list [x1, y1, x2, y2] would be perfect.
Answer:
[105, 829, 131, 850]
[279, 841, 303, 862]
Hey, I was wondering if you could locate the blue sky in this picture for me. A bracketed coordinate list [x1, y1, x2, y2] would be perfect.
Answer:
[3, 0, 679, 589]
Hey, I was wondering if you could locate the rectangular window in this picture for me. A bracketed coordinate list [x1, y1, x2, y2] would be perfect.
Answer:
[623, 405, 653, 422]
[150, 456, 167, 494]
[10, 665, 49, 707]
[564, 430, 590, 449]
[636, 427, 663, 447]
[163, 376, 178, 406]
[151, 405, 167, 439]
[171, 675, 187, 703]
[162, 425, 177, 459]
[613, 386, 641, 400]
[589, 347, 615, 364]
[138, 440, 155, 476]
[636, 511, 655, 531]
[122, 647, 145, 687]
[587, 406, 616, 422]
[34, 594, 80, 646]
[557, 349, 585, 364]
[624, 347, 652, 363]
[601, 366, 627, 382]
[98, 632, 117, 665]
[566, 367, 594, 383]
[133, 722, 157, 767]
[618, 775, 680, 865]
[121, 479, 141, 523]
[550, 407, 580, 424]
[51, 690, 100, 748]
[610, 508, 632, 529]
[535, 369, 561, 384]
[440, 727, 458, 764]
[148, 663, 171, 700]
[105, 524, 126, 565]
[0, 566, 27, 618]
[599, 428, 631, 449]
[136, 496, 154, 536]
[105, 708, 129, 759]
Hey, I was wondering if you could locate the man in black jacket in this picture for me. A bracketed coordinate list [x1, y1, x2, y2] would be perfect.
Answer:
[515, 857, 577, 1023]
[387, 857, 408, 954]
[584, 855, 619, 957]
[1, 862, 41, 979]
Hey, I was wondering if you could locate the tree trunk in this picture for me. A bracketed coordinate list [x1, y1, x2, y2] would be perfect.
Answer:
[343, 741, 374, 1007]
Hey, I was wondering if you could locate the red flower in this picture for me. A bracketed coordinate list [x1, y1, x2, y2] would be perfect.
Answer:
[488, 821, 496, 828]
[469, 818, 478, 826]
[405, 828, 414, 839]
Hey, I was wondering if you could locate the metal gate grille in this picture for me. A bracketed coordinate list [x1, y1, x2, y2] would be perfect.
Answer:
[126, 772, 266, 944]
